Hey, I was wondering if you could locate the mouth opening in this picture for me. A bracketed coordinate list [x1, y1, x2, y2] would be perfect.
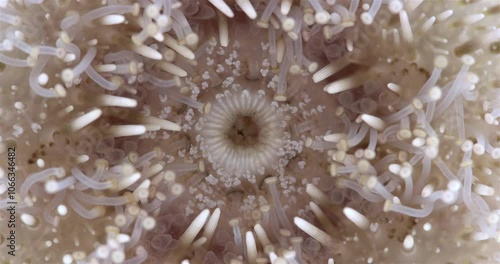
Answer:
[200, 90, 284, 178]
[226, 114, 261, 147]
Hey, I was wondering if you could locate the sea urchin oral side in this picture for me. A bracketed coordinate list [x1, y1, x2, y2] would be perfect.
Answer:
[0, 0, 499, 264]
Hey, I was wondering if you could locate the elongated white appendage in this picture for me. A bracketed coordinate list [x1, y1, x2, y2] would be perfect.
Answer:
[343, 207, 370, 230]
[208, 0, 234, 18]
[69, 109, 102, 131]
[179, 209, 210, 246]
[202, 208, 221, 245]
[246, 231, 257, 264]
[217, 10, 229, 47]
[294, 217, 332, 246]
[106, 125, 146, 137]
[236, 0, 257, 19]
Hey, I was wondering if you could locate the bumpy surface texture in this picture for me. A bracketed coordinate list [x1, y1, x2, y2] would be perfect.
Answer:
[0, 0, 499, 263]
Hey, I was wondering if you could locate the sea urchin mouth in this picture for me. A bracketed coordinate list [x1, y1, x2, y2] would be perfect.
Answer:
[200, 89, 283, 179]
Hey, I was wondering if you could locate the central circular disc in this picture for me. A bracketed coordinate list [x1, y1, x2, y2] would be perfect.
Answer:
[200, 90, 284, 178]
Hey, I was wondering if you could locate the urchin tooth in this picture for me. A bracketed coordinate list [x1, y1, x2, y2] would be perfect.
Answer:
[106, 125, 147, 137]
[281, 0, 292, 15]
[69, 108, 102, 131]
[245, 231, 257, 264]
[96, 94, 137, 108]
[164, 34, 195, 60]
[217, 10, 229, 47]
[360, 114, 386, 131]
[143, 124, 161, 131]
[312, 58, 349, 83]
[140, 116, 181, 131]
[157, 61, 188, 77]
[293, 217, 332, 246]
[306, 183, 330, 205]
[387, 82, 401, 93]
[208, 0, 234, 18]
[253, 224, 271, 247]
[191, 237, 207, 248]
[179, 209, 211, 246]
[132, 44, 162, 60]
[343, 207, 370, 230]
[202, 208, 221, 244]
[236, 0, 257, 19]
[323, 71, 366, 94]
